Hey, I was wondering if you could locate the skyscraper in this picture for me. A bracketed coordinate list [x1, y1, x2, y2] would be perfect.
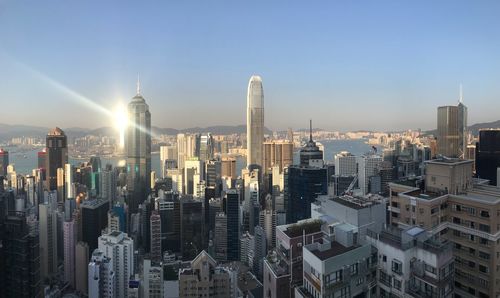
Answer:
[299, 120, 323, 167]
[75, 242, 89, 295]
[126, 80, 152, 213]
[246, 75, 264, 167]
[46, 127, 68, 191]
[160, 145, 177, 177]
[0, 148, 8, 176]
[476, 129, 500, 186]
[180, 198, 203, 260]
[356, 154, 383, 195]
[3, 212, 41, 297]
[437, 90, 468, 158]
[63, 219, 77, 288]
[225, 190, 240, 261]
[39, 202, 58, 281]
[150, 210, 162, 263]
[65, 163, 74, 200]
[81, 199, 109, 252]
[262, 140, 293, 174]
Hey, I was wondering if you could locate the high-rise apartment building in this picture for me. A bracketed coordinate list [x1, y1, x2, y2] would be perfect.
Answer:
[100, 164, 116, 205]
[214, 212, 227, 261]
[389, 158, 500, 298]
[88, 249, 115, 298]
[263, 219, 324, 297]
[39, 202, 58, 281]
[3, 212, 41, 297]
[366, 226, 454, 298]
[199, 133, 214, 162]
[75, 241, 89, 295]
[178, 251, 232, 297]
[63, 219, 77, 288]
[126, 83, 152, 213]
[247, 75, 264, 167]
[150, 210, 162, 263]
[97, 231, 134, 298]
[142, 259, 164, 298]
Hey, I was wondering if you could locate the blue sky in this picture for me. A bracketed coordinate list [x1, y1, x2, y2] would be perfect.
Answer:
[0, 0, 499, 131]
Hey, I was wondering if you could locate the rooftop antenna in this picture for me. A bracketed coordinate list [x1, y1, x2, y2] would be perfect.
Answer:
[459, 83, 463, 104]
[309, 119, 313, 142]
[136, 74, 141, 95]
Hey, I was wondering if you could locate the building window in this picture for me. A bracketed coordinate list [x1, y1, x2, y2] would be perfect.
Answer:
[479, 224, 491, 233]
[425, 264, 436, 274]
[479, 251, 491, 260]
[327, 269, 343, 285]
[350, 263, 359, 276]
[379, 270, 392, 287]
[479, 238, 488, 245]
[338, 286, 350, 298]
[480, 210, 490, 218]
[392, 260, 403, 275]
[394, 279, 402, 290]
[382, 255, 387, 262]
[356, 277, 363, 286]
[431, 207, 438, 214]
[479, 265, 489, 274]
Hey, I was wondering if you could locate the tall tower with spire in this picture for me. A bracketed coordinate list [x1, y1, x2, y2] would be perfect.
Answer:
[436, 85, 468, 158]
[126, 77, 152, 213]
[457, 84, 468, 158]
[299, 120, 323, 167]
[246, 75, 264, 168]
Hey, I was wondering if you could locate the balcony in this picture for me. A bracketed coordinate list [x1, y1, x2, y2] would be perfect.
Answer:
[406, 285, 438, 298]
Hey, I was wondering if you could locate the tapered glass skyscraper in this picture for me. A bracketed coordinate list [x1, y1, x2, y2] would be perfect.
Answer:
[126, 80, 151, 213]
[246, 75, 264, 167]
[437, 87, 467, 158]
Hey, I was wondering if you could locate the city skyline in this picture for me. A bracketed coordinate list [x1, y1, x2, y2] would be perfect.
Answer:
[1, 1, 500, 131]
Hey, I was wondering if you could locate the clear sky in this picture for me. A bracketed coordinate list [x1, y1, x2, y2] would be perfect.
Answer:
[0, 0, 499, 131]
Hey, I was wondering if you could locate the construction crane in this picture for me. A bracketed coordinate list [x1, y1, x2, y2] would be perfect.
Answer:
[343, 174, 358, 196]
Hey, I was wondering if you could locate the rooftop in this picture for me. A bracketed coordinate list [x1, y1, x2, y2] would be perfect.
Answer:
[368, 226, 451, 253]
[278, 219, 323, 238]
[48, 127, 65, 136]
[329, 194, 385, 210]
[425, 157, 473, 166]
[308, 241, 357, 261]
[403, 189, 443, 200]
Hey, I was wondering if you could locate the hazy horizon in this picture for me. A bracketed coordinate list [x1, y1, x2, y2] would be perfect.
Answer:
[1, 1, 499, 131]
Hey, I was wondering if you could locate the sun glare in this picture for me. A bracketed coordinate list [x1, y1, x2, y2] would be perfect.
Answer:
[114, 103, 128, 148]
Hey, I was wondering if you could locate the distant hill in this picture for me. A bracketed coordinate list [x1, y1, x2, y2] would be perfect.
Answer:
[426, 120, 500, 136]
[468, 120, 500, 135]
[0, 123, 272, 141]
